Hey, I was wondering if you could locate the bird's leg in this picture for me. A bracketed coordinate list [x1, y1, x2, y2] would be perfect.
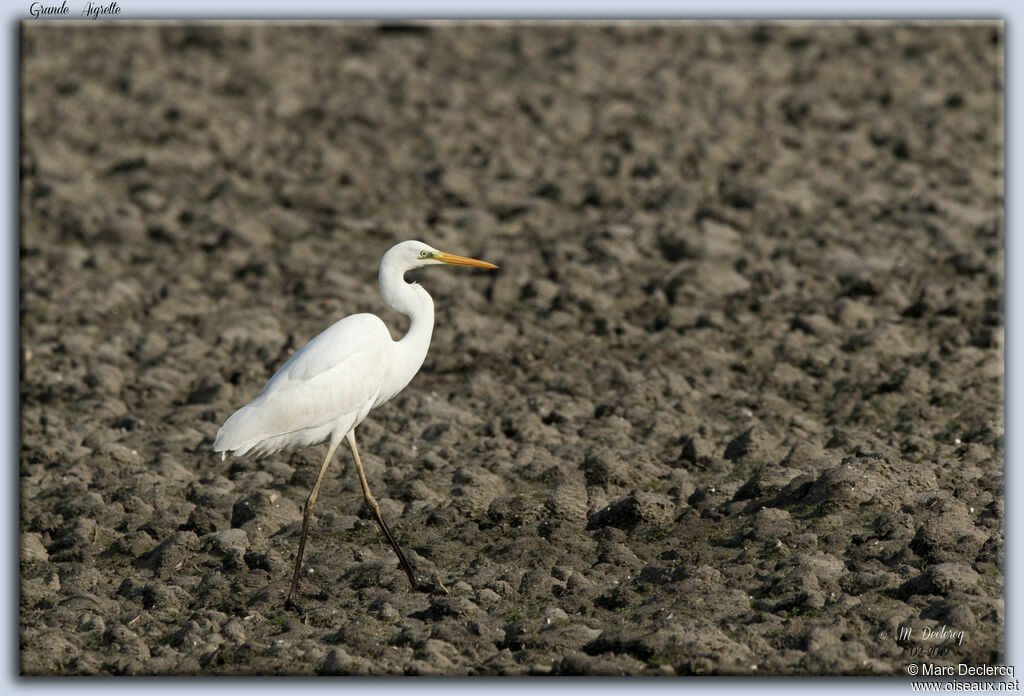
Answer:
[346, 430, 448, 595]
[285, 436, 342, 613]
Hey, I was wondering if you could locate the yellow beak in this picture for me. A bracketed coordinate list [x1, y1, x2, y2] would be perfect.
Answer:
[435, 251, 499, 269]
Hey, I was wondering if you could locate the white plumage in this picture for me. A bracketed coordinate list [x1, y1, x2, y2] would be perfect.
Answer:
[213, 240, 498, 610]
[214, 314, 391, 458]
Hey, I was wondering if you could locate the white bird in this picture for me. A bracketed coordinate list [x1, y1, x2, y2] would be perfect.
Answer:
[213, 240, 498, 611]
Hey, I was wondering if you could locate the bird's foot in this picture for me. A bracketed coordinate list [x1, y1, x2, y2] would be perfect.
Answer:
[412, 573, 449, 596]
[284, 595, 306, 614]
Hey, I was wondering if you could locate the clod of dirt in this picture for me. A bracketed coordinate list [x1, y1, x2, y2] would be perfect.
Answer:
[586, 492, 675, 531]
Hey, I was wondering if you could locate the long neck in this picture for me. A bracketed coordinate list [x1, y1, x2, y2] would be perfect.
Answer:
[379, 257, 435, 390]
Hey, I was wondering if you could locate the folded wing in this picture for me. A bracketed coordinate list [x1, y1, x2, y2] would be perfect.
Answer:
[214, 313, 394, 457]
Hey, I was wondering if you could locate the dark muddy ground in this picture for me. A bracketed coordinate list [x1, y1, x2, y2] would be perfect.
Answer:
[20, 21, 1004, 676]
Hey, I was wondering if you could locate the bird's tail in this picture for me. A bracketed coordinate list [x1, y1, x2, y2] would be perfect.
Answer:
[213, 404, 260, 459]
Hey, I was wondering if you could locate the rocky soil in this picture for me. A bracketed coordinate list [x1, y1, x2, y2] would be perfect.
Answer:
[20, 21, 1003, 675]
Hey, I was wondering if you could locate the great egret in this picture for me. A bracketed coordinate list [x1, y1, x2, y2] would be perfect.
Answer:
[213, 240, 498, 611]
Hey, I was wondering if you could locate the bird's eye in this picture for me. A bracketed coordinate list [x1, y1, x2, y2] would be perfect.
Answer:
[420, 251, 431, 258]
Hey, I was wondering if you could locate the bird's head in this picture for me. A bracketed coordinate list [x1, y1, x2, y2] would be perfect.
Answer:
[392, 240, 499, 271]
